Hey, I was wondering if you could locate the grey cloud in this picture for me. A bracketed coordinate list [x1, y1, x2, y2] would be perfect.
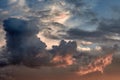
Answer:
[66, 17, 120, 42]
[98, 19, 120, 34]
[2, 18, 47, 66]
[50, 40, 77, 56]
[67, 28, 104, 38]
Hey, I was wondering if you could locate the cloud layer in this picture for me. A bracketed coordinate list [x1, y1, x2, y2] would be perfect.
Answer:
[0, 0, 119, 76]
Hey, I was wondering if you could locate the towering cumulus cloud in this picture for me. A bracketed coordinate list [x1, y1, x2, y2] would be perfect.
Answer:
[3, 18, 46, 65]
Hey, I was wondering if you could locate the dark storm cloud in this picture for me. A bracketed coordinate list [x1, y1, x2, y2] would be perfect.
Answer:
[2, 18, 47, 66]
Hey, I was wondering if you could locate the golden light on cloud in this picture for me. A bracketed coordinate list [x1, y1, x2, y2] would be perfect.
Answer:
[52, 11, 70, 24]
[51, 54, 76, 68]
[0, 28, 6, 48]
[77, 46, 91, 52]
[0, 41, 5, 48]
[76, 54, 113, 75]
[47, 3, 71, 24]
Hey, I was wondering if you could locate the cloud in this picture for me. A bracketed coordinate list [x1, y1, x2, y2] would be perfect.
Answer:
[0, 0, 119, 76]
[3, 18, 47, 66]
[98, 19, 120, 33]
[0, 27, 5, 47]
[0, 0, 100, 48]
[50, 40, 77, 67]
[65, 17, 120, 43]
[76, 54, 113, 75]
[67, 28, 103, 38]
[23, 0, 99, 43]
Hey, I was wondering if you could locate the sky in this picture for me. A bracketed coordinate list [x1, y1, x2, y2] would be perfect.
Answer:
[92, 0, 120, 19]
[0, 0, 120, 46]
[0, 0, 120, 80]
